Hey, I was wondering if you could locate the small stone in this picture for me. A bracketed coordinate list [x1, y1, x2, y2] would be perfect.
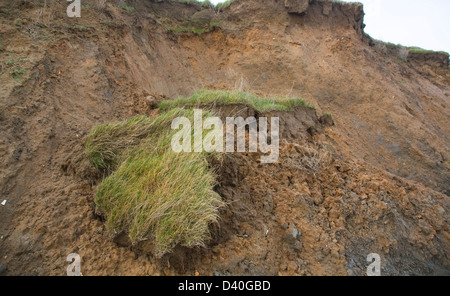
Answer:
[287, 261, 298, 272]
[293, 240, 302, 252]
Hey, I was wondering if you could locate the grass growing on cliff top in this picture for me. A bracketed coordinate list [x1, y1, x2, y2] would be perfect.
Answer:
[85, 110, 185, 171]
[86, 108, 224, 257]
[408, 46, 449, 56]
[158, 89, 315, 112]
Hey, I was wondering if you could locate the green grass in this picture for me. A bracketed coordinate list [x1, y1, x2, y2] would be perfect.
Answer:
[87, 89, 315, 256]
[367, 35, 449, 56]
[158, 89, 315, 112]
[324, 111, 333, 119]
[11, 68, 26, 80]
[168, 26, 207, 35]
[86, 108, 224, 257]
[86, 109, 194, 171]
[408, 46, 448, 56]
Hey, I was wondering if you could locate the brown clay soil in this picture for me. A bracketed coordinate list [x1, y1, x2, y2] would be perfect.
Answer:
[0, 0, 448, 275]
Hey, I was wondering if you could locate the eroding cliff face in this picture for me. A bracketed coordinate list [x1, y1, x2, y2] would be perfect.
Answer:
[0, 0, 448, 276]
[408, 51, 449, 70]
[371, 39, 450, 72]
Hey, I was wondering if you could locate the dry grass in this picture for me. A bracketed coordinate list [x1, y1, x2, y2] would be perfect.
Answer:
[288, 143, 332, 175]
[85, 110, 183, 171]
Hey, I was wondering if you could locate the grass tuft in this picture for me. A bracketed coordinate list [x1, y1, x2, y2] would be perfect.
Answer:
[87, 89, 314, 256]
[86, 108, 224, 257]
[158, 89, 315, 112]
[408, 46, 448, 56]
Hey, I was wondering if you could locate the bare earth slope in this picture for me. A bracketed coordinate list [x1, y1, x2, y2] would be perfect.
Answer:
[0, 0, 448, 275]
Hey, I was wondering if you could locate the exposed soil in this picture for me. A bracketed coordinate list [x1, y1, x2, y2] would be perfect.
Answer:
[0, 0, 448, 275]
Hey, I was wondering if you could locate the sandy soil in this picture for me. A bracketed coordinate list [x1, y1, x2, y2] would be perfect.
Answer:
[0, 0, 448, 275]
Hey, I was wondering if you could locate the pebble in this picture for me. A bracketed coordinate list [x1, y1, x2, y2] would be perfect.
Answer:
[292, 228, 301, 240]
[293, 240, 302, 252]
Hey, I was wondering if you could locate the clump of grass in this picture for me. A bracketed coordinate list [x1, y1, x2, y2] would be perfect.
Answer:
[86, 110, 183, 171]
[4, 54, 28, 83]
[168, 26, 207, 35]
[11, 68, 26, 81]
[158, 89, 315, 112]
[86, 108, 224, 257]
[87, 89, 314, 256]
[408, 46, 448, 55]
